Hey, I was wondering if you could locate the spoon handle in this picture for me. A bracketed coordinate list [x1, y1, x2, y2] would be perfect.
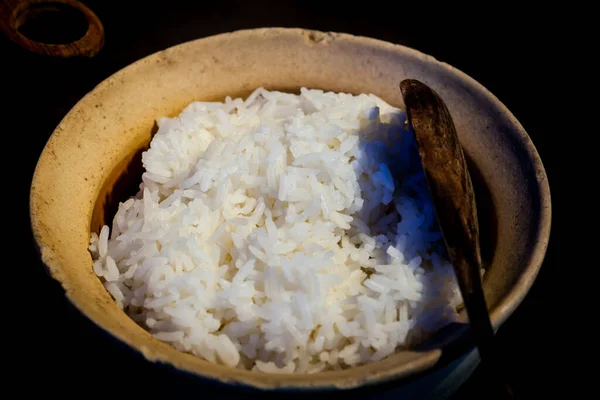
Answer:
[399, 79, 514, 398]
[465, 280, 514, 398]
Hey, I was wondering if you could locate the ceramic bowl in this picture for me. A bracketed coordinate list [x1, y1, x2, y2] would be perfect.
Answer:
[29, 28, 551, 398]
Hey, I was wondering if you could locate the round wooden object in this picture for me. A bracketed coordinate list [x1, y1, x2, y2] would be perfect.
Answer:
[0, 0, 104, 57]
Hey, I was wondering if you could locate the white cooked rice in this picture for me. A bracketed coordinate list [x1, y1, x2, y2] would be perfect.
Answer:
[89, 87, 464, 373]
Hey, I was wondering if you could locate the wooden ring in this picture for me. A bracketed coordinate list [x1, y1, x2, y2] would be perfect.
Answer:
[0, 0, 104, 57]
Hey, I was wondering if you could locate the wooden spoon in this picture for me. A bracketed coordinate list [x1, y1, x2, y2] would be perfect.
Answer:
[400, 79, 514, 398]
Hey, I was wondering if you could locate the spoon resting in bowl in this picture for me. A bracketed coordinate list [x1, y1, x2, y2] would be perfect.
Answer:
[400, 79, 514, 398]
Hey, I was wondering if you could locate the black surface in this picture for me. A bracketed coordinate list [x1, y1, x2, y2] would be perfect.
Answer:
[5, 1, 564, 398]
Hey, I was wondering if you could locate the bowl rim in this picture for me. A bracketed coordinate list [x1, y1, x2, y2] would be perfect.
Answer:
[29, 27, 551, 390]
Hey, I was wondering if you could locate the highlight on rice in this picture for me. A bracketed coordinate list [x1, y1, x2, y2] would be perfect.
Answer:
[89, 87, 465, 373]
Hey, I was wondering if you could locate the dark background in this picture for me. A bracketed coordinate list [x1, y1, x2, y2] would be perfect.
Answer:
[4, 1, 563, 398]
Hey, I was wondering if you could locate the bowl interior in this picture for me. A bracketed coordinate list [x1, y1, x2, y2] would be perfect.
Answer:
[30, 28, 550, 390]
[90, 90, 499, 314]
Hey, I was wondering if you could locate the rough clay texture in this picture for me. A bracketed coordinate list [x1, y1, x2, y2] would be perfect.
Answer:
[29, 28, 551, 390]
